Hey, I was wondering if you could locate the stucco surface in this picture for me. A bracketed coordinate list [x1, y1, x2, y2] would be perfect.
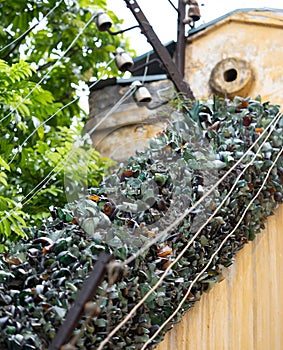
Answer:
[185, 10, 283, 106]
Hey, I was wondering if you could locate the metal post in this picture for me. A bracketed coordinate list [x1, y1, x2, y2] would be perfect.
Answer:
[176, 0, 186, 76]
[49, 252, 113, 350]
[124, 0, 194, 100]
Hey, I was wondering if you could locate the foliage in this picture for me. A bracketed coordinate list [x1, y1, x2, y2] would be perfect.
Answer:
[0, 0, 131, 120]
[0, 0, 131, 247]
[0, 59, 113, 249]
[0, 97, 282, 349]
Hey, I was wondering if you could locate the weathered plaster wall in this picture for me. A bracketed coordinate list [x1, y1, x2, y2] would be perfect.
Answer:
[185, 10, 283, 106]
[156, 204, 283, 350]
[86, 80, 174, 161]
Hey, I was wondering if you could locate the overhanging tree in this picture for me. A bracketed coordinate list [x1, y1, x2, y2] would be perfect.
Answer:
[0, 0, 129, 122]
[0, 0, 131, 249]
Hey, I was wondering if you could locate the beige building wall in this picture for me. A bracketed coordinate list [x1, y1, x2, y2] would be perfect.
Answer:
[87, 80, 174, 161]
[185, 10, 283, 106]
[156, 204, 283, 350]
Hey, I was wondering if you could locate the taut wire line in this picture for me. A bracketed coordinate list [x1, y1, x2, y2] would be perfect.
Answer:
[167, 0, 178, 12]
[0, 0, 64, 53]
[122, 112, 282, 267]
[87, 84, 137, 136]
[7, 58, 115, 166]
[95, 112, 282, 350]
[141, 146, 283, 349]
[0, 85, 137, 226]
[0, 11, 97, 125]
[142, 51, 150, 84]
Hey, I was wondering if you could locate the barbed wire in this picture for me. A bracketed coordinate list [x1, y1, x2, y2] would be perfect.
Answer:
[95, 111, 282, 350]
[0, 3, 282, 350]
[141, 146, 283, 349]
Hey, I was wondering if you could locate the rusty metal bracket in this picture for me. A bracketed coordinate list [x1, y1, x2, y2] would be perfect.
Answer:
[49, 252, 113, 350]
[123, 0, 195, 100]
[107, 24, 140, 35]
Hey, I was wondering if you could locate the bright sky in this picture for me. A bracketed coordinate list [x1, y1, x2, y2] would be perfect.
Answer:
[107, 0, 282, 55]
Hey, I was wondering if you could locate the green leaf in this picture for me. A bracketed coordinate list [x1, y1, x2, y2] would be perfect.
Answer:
[0, 156, 10, 171]
[0, 172, 8, 186]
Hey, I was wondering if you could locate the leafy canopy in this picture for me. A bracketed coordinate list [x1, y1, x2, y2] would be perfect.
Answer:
[0, 0, 130, 249]
[0, 0, 130, 119]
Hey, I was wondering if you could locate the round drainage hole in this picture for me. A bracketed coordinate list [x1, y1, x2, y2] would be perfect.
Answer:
[223, 68, 238, 82]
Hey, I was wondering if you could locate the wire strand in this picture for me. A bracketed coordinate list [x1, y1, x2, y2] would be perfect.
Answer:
[7, 58, 115, 166]
[87, 84, 137, 136]
[142, 51, 150, 84]
[167, 0, 178, 12]
[0, 84, 136, 226]
[0, 12, 97, 125]
[122, 111, 282, 267]
[141, 146, 283, 349]
[20, 158, 65, 209]
[0, 0, 64, 53]
[95, 112, 282, 350]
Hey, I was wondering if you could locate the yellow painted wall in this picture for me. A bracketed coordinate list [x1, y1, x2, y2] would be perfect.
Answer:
[156, 204, 283, 350]
[185, 10, 283, 106]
